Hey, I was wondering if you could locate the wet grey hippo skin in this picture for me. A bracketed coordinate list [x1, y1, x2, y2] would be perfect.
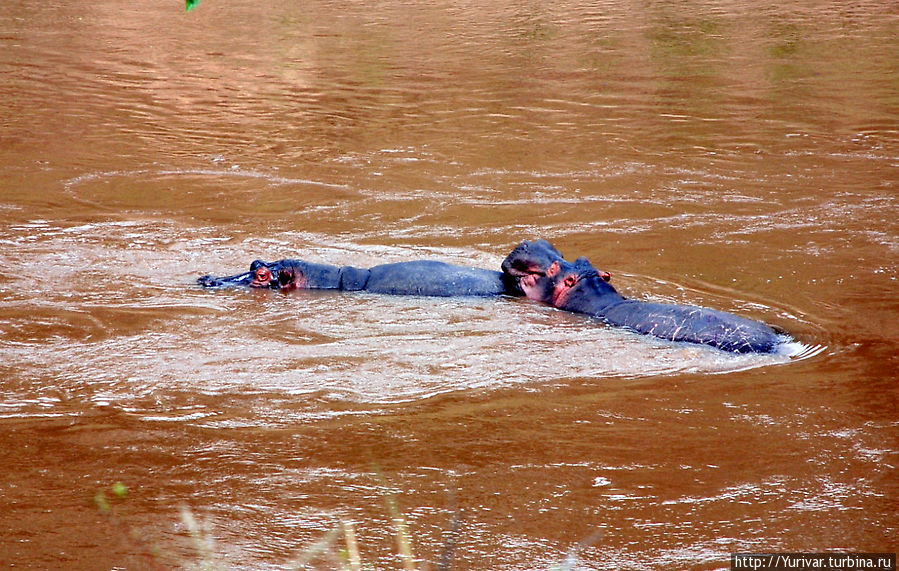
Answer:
[198, 259, 509, 297]
[502, 239, 787, 353]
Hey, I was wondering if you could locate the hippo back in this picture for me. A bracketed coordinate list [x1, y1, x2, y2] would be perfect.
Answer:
[365, 261, 507, 296]
[602, 300, 782, 353]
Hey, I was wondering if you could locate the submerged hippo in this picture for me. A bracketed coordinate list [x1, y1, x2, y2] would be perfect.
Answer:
[198, 258, 509, 297]
[502, 239, 788, 353]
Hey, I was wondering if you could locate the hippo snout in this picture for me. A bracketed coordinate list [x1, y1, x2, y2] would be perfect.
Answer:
[197, 274, 220, 287]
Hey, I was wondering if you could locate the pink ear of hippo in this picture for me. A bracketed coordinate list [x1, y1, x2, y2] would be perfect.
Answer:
[546, 261, 561, 277]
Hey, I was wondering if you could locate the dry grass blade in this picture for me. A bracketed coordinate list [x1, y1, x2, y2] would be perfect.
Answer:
[288, 526, 342, 570]
[179, 505, 218, 571]
[341, 519, 362, 571]
[381, 492, 416, 571]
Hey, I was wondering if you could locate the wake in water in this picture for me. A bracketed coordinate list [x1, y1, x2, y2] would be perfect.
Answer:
[0, 218, 828, 423]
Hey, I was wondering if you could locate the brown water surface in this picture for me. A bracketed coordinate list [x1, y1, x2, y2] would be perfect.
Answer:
[0, 1, 896, 569]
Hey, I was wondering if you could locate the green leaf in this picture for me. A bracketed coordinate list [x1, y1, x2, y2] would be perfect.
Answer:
[186, 0, 199, 12]
[94, 490, 110, 513]
[111, 482, 128, 498]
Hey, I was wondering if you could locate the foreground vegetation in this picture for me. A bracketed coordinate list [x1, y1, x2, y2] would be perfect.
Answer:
[94, 481, 591, 570]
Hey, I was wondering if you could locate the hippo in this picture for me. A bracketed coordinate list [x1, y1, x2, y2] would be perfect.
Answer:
[502, 239, 788, 353]
[198, 258, 509, 297]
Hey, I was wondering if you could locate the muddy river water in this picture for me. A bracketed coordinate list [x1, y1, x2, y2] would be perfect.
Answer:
[1, 1, 896, 569]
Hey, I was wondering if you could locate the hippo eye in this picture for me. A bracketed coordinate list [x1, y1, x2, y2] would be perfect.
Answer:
[255, 267, 271, 281]
[599, 271, 611, 282]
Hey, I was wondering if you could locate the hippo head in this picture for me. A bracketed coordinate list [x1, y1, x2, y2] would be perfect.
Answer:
[501, 240, 611, 303]
[198, 259, 342, 290]
[245, 260, 320, 290]
[501, 239, 566, 296]
[197, 260, 300, 289]
[501, 240, 565, 281]
[542, 256, 613, 309]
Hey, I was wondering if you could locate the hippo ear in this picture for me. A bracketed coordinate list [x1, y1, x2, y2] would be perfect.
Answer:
[546, 260, 562, 277]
